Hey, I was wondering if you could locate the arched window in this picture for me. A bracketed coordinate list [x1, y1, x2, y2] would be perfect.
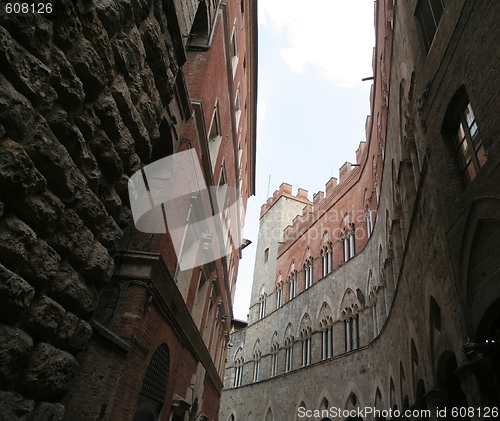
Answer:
[416, 0, 445, 52]
[320, 318, 333, 360]
[301, 327, 312, 366]
[253, 350, 261, 382]
[442, 86, 486, 187]
[271, 342, 279, 377]
[289, 272, 297, 300]
[343, 224, 356, 262]
[234, 357, 244, 387]
[133, 344, 170, 421]
[188, 0, 209, 47]
[321, 245, 332, 277]
[276, 283, 283, 308]
[366, 207, 374, 237]
[304, 258, 313, 289]
[276, 273, 283, 308]
[285, 336, 294, 372]
[259, 292, 267, 319]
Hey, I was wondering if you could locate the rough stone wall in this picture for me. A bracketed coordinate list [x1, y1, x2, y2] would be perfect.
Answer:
[0, 0, 184, 418]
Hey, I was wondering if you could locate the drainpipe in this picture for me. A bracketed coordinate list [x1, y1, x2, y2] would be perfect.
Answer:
[187, 0, 222, 51]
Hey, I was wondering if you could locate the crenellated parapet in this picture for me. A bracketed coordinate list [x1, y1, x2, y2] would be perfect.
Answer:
[260, 183, 311, 218]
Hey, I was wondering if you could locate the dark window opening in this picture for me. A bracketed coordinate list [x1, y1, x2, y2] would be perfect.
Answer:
[416, 0, 445, 51]
[442, 87, 486, 188]
[133, 344, 170, 421]
[189, 1, 209, 47]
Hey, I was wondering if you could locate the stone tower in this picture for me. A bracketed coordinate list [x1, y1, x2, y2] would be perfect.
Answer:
[248, 183, 310, 324]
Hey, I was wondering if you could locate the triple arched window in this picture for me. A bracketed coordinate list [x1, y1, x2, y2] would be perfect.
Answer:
[270, 342, 279, 377]
[304, 259, 313, 289]
[321, 246, 332, 277]
[289, 273, 297, 300]
[253, 351, 261, 382]
[234, 357, 244, 387]
[343, 224, 356, 262]
[320, 318, 334, 360]
[285, 336, 294, 372]
[258, 292, 267, 319]
[301, 327, 312, 366]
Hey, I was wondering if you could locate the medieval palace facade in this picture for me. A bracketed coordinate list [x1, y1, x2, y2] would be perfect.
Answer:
[221, 1, 500, 420]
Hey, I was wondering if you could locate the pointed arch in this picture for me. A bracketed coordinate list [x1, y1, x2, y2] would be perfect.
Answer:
[317, 301, 333, 328]
[270, 331, 278, 347]
[252, 339, 261, 353]
[295, 392, 312, 421]
[298, 312, 312, 332]
[340, 381, 366, 411]
[284, 322, 294, 341]
[459, 198, 500, 336]
[316, 388, 334, 414]
[265, 407, 273, 421]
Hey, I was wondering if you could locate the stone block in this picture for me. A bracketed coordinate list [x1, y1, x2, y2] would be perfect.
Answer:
[80, 240, 114, 285]
[0, 264, 35, 322]
[55, 312, 92, 352]
[127, 151, 142, 176]
[12, 191, 64, 238]
[140, 18, 176, 105]
[95, 0, 135, 39]
[23, 294, 66, 340]
[74, 187, 121, 248]
[131, 0, 153, 26]
[68, 38, 107, 102]
[111, 75, 152, 162]
[88, 128, 124, 182]
[47, 108, 100, 189]
[48, 210, 95, 268]
[0, 325, 33, 388]
[30, 402, 65, 421]
[97, 181, 123, 221]
[0, 215, 38, 269]
[48, 263, 98, 320]
[136, 91, 161, 146]
[0, 74, 36, 139]
[0, 5, 53, 65]
[19, 343, 78, 401]
[0, 390, 34, 421]
[51, 0, 82, 53]
[0, 139, 46, 198]
[23, 118, 87, 203]
[22, 241, 61, 288]
[0, 26, 57, 112]
[49, 47, 85, 109]
[77, 2, 116, 75]
[112, 29, 144, 80]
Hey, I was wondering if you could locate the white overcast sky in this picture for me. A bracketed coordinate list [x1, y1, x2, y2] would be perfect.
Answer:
[233, 0, 376, 320]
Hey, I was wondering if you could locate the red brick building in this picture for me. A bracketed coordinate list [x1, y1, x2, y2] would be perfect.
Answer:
[74, 2, 257, 420]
